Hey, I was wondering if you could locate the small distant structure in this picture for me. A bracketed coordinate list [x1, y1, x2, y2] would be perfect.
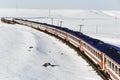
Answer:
[43, 62, 58, 67]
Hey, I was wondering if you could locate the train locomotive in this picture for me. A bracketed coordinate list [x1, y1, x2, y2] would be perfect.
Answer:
[13, 18, 120, 80]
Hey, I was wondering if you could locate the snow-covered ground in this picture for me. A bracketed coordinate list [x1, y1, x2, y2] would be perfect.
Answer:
[0, 22, 102, 80]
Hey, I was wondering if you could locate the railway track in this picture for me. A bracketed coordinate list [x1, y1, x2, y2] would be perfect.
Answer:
[1, 18, 111, 80]
[34, 28, 111, 80]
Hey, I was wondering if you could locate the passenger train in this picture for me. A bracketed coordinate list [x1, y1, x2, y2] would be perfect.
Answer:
[13, 18, 120, 80]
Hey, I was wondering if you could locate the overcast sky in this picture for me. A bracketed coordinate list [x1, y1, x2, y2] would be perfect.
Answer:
[0, 0, 120, 10]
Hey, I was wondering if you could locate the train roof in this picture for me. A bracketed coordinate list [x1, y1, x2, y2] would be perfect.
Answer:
[41, 21, 120, 65]
[60, 26, 120, 65]
[15, 18, 120, 65]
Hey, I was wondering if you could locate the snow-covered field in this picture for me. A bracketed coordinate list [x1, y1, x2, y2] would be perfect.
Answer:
[0, 22, 102, 80]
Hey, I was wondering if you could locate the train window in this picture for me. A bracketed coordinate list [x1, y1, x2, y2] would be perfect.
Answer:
[91, 49, 93, 53]
[91, 49, 94, 54]
[115, 66, 118, 74]
[93, 51, 96, 55]
[97, 53, 99, 57]
[96, 53, 98, 58]
[112, 63, 114, 71]
[93, 51, 95, 55]
[94, 51, 96, 56]
[98, 53, 100, 59]
[88, 47, 90, 51]
[95, 51, 97, 56]
[83, 43, 86, 47]
[95, 52, 97, 57]
[99, 54, 102, 60]
[61, 31, 66, 36]
[97, 53, 99, 58]
[106, 59, 108, 66]
[89, 47, 91, 52]
[107, 60, 110, 67]
[107, 60, 111, 69]
[109, 61, 111, 69]
[104, 57, 106, 63]
[83, 43, 85, 46]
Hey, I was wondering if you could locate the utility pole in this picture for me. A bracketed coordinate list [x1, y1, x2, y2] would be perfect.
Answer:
[15, 0, 19, 18]
[48, 9, 51, 18]
[57, 20, 59, 26]
[51, 18, 53, 25]
[16, 0, 18, 11]
[78, 25, 84, 33]
[60, 21, 63, 27]
[115, 16, 117, 24]
[48, 9, 54, 25]
[96, 25, 98, 34]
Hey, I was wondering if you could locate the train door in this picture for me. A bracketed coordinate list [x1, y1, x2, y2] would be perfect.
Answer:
[101, 53, 106, 71]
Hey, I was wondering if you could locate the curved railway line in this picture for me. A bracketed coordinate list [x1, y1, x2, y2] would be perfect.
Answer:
[2, 18, 120, 80]
[40, 28, 111, 80]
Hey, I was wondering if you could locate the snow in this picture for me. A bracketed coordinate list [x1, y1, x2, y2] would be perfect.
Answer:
[83, 32, 120, 47]
[102, 10, 120, 17]
[0, 22, 102, 80]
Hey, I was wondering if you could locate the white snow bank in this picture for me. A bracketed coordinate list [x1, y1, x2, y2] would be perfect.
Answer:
[103, 10, 120, 18]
